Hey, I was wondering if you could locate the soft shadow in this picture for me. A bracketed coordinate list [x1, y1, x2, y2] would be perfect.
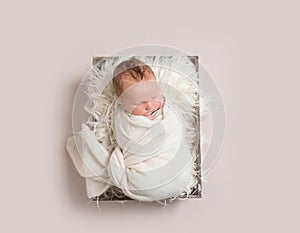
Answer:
[84, 196, 190, 215]
[63, 76, 90, 206]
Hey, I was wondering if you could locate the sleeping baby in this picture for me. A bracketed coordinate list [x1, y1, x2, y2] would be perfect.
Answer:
[66, 57, 196, 202]
[108, 58, 196, 201]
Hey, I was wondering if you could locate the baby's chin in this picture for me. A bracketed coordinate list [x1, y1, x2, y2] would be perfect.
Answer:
[144, 115, 156, 121]
[129, 110, 159, 121]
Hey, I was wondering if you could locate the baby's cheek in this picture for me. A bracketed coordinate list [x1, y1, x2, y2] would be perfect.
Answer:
[131, 105, 144, 115]
[153, 102, 159, 109]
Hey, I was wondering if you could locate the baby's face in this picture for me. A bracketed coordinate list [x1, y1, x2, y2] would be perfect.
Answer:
[118, 74, 164, 120]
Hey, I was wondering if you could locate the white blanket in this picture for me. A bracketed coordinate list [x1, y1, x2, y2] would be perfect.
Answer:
[66, 97, 195, 201]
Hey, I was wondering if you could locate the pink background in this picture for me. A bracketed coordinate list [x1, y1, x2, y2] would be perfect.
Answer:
[0, 0, 299, 232]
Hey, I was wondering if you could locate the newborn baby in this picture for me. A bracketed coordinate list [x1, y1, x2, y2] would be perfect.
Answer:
[108, 58, 195, 201]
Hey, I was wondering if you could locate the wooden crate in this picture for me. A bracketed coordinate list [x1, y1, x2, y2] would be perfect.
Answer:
[90, 56, 201, 201]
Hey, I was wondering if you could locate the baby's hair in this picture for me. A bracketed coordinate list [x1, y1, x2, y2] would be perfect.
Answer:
[112, 58, 155, 96]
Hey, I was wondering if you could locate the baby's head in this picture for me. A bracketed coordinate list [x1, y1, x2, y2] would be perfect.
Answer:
[112, 58, 164, 120]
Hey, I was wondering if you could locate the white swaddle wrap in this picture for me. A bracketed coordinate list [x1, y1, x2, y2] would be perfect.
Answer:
[66, 97, 195, 201]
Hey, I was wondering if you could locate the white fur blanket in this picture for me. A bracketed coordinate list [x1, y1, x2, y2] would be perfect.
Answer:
[66, 96, 195, 201]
